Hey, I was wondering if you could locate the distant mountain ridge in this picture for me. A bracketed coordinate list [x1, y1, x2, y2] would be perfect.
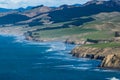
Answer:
[0, 0, 119, 26]
[0, 8, 12, 12]
[85, 0, 120, 6]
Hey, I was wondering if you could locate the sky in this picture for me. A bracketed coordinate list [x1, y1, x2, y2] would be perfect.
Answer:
[0, 0, 90, 9]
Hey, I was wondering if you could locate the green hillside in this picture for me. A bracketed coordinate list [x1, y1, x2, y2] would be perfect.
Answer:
[27, 12, 120, 41]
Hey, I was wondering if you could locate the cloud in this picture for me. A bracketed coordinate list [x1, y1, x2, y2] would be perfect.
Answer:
[0, 0, 90, 9]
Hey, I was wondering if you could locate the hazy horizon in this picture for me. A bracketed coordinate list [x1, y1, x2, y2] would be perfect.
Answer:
[0, 0, 90, 9]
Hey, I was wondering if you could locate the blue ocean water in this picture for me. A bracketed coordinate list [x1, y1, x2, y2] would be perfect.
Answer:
[0, 35, 120, 80]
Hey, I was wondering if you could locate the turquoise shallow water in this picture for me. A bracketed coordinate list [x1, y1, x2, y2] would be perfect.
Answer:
[0, 35, 120, 80]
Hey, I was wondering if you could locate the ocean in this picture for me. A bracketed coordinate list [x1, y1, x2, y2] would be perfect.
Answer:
[0, 35, 120, 80]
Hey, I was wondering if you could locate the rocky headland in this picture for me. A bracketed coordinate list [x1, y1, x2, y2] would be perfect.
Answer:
[71, 46, 120, 69]
[1, 26, 120, 69]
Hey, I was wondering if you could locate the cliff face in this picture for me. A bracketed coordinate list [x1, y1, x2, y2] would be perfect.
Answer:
[71, 47, 120, 69]
[101, 54, 120, 69]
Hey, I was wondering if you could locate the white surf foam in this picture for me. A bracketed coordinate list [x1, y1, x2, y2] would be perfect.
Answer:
[93, 69, 101, 71]
[55, 65, 74, 67]
[102, 70, 115, 72]
[93, 68, 119, 73]
[0, 33, 20, 37]
[46, 48, 53, 52]
[13, 36, 26, 43]
[71, 66, 90, 70]
[78, 64, 92, 67]
[34, 63, 44, 65]
[55, 65, 90, 70]
[44, 55, 89, 63]
[46, 42, 66, 52]
[106, 77, 120, 80]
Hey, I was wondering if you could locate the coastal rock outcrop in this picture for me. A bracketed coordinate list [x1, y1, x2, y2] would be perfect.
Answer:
[101, 54, 120, 69]
[71, 46, 120, 69]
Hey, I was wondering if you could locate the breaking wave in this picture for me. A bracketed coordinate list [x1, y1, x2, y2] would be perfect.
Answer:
[106, 77, 120, 80]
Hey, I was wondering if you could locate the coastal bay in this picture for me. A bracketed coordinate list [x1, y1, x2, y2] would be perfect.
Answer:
[0, 0, 120, 79]
[0, 35, 120, 80]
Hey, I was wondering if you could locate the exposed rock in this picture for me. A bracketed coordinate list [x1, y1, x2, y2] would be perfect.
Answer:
[25, 36, 33, 41]
[101, 54, 120, 69]
[71, 47, 107, 60]
[84, 0, 105, 6]
[71, 46, 120, 69]
[59, 4, 74, 9]
[84, 0, 120, 7]
[23, 5, 52, 17]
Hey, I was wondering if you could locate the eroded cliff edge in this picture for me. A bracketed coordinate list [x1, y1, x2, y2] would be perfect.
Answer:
[71, 46, 120, 69]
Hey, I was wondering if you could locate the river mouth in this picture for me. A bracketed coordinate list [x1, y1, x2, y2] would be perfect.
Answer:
[0, 35, 120, 80]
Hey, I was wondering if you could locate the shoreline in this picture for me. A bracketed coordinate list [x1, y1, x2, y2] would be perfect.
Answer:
[1, 27, 120, 70]
[0, 27, 25, 37]
[71, 46, 120, 70]
[0, 31, 103, 70]
[0, 27, 77, 47]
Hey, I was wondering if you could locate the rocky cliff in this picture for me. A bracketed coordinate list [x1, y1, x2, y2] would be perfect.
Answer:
[101, 54, 120, 69]
[71, 46, 120, 69]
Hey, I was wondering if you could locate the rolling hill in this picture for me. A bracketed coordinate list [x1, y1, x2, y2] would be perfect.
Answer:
[0, 0, 119, 27]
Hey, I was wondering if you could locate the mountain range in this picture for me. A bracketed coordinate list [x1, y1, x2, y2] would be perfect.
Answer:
[0, 0, 119, 27]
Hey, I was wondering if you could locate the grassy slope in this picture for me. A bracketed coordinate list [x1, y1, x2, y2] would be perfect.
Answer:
[30, 12, 120, 41]
[77, 12, 120, 40]
[32, 27, 96, 38]
[83, 42, 120, 48]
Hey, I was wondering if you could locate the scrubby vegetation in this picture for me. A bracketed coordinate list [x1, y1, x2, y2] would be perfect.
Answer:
[83, 42, 120, 48]
[27, 12, 120, 42]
